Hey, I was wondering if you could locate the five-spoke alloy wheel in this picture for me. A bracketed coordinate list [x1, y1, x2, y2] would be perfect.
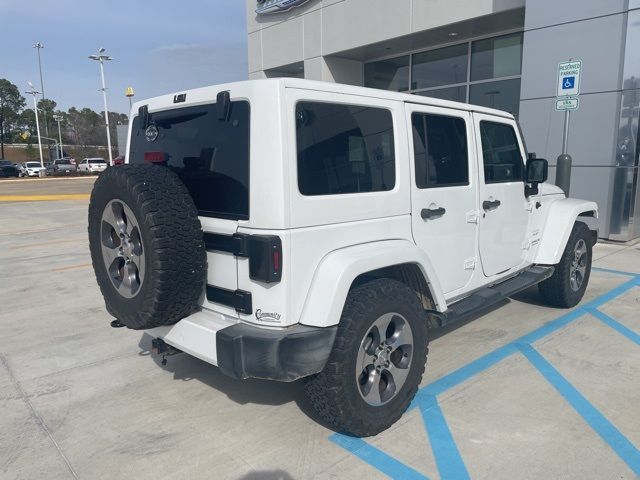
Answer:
[101, 199, 145, 298]
[356, 313, 414, 406]
[539, 221, 592, 308]
[304, 278, 429, 437]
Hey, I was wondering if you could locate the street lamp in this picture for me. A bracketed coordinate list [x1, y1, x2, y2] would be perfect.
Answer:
[26, 82, 44, 167]
[53, 114, 64, 158]
[125, 86, 134, 110]
[33, 42, 49, 137]
[89, 47, 114, 166]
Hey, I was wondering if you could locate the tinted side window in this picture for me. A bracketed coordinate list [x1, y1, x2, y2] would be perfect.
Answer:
[411, 113, 469, 188]
[296, 102, 395, 196]
[129, 101, 250, 220]
[479, 121, 523, 183]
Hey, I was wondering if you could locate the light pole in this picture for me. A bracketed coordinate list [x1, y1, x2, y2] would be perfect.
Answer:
[53, 114, 64, 158]
[89, 48, 114, 166]
[125, 86, 134, 111]
[26, 82, 44, 167]
[33, 42, 49, 137]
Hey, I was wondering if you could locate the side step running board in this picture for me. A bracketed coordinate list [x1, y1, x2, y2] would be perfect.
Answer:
[431, 266, 554, 328]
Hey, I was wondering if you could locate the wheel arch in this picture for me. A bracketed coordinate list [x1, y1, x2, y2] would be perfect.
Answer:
[298, 240, 446, 328]
[535, 198, 598, 265]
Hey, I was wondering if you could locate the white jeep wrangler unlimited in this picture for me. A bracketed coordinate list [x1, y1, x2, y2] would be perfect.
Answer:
[88, 78, 598, 437]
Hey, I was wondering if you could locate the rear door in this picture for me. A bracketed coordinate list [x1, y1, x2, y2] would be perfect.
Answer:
[406, 103, 479, 295]
[128, 98, 251, 318]
[473, 113, 529, 277]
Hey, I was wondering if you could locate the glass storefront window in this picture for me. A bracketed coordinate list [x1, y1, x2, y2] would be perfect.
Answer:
[471, 33, 523, 81]
[365, 32, 524, 116]
[411, 44, 468, 90]
[414, 86, 467, 103]
[364, 56, 410, 92]
[469, 78, 521, 116]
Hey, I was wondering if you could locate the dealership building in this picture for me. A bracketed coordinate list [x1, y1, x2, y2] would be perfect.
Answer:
[246, 0, 640, 240]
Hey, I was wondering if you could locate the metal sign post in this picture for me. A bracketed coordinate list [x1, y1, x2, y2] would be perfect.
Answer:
[555, 59, 582, 195]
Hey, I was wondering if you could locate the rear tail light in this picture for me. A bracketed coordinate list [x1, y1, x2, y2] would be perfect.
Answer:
[248, 236, 282, 284]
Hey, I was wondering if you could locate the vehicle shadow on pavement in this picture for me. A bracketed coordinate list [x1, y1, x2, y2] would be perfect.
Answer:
[510, 285, 552, 307]
[137, 333, 304, 407]
[135, 332, 346, 433]
[235, 470, 295, 480]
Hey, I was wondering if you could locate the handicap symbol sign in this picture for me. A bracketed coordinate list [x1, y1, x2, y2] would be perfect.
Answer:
[563, 76, 575, 90]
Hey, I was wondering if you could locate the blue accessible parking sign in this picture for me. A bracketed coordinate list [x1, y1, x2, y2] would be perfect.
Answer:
[557, 60, 581, 96]
[563, 76, 575, 90]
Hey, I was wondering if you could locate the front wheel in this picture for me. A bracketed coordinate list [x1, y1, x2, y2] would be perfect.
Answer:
[539, 221, 593, 308]
[304, 279, 429, 437]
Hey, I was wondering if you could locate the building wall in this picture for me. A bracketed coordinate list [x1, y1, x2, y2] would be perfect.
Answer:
[518, 0, 640, 240]
[247, 0, 525, 81]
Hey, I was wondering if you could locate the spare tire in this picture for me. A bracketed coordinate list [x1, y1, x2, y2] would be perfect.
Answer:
[88, 163, 206, 329]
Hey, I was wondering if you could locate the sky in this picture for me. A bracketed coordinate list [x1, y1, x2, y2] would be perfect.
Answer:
[0, 0, 248, 114]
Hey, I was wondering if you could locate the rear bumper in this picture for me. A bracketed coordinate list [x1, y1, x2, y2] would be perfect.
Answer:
[216, 323, 337, 382]
[146, 310, 336, 382]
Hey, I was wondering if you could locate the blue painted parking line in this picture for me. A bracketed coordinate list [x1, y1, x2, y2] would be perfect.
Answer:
[419, 394, 470, 480]
[330, 434, 430, 479]
[518, 343, 640, 476]
[331, 270, 640, 479]
[592, 266, 640, 278]
[590, 309, 640, 346]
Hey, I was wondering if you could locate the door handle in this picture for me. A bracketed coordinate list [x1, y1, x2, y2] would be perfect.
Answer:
[482, 199, 501, 211]
[421, 207, 446, 220]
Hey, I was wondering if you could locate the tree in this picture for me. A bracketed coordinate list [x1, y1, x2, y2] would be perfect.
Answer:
[0, 78, 26, 158]
[37, 98, 57, 136]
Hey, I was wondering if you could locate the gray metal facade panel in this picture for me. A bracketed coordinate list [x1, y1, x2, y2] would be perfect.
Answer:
[523, 0, 626, 30]
[520, 14, 626, 100]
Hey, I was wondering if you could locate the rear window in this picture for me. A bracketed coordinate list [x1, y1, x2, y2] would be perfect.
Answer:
[57, 160, 71, 165]
[90, 159, 106, 164]
[129, 101, 250, 220]
[295, 102, 395, 196]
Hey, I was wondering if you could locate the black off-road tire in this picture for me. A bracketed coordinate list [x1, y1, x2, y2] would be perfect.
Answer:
[88, 163, 206, 329]
[538, 221, 592, 308]
[304, 279, 429, 437]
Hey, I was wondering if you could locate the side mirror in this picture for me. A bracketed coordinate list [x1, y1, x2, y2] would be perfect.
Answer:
[525, 158, 548, 196]
[526, 158, 548, 184]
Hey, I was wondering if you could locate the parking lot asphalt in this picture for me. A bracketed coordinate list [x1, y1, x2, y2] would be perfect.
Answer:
[0, 176, 95, 197]
[1, 186, 639, 479]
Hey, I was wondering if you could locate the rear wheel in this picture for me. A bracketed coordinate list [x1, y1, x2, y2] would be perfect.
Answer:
[539, 221, 592, 308]
[304, 279, 429, 437]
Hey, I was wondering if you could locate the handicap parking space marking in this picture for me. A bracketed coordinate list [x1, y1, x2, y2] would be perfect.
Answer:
[589, 309, 640, 346]
[331, 435, 430, 480]
[517, 344, 640, 476]
[330, 269, 640, 480]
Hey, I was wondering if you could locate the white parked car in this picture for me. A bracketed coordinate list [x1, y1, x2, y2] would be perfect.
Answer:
[87, 79, 598, 437]
[78, 158, 108, 174]
[23, 161, 46, 177]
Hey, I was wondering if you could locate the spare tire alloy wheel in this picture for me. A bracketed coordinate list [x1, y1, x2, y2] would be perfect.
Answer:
[101, 199, 145, 298]
[357, 313, 413, 406]
[89, 164, 206, 330]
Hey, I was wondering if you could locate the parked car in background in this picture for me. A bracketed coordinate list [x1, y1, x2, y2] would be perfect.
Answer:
[47, 158, 77, 175]
[78, 158, 108, 174]
[24, 161, 46, 177]
[15, 163, 27, 177]
[0, 160, 20, 178]
[113, 155, 125, 166]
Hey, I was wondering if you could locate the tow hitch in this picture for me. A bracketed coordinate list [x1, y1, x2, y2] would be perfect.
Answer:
[151, 338, 183, 366]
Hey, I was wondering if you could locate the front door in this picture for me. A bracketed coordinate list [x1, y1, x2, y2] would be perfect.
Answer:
[407, 104, 478, 295]
[473, 113, 529, 277]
